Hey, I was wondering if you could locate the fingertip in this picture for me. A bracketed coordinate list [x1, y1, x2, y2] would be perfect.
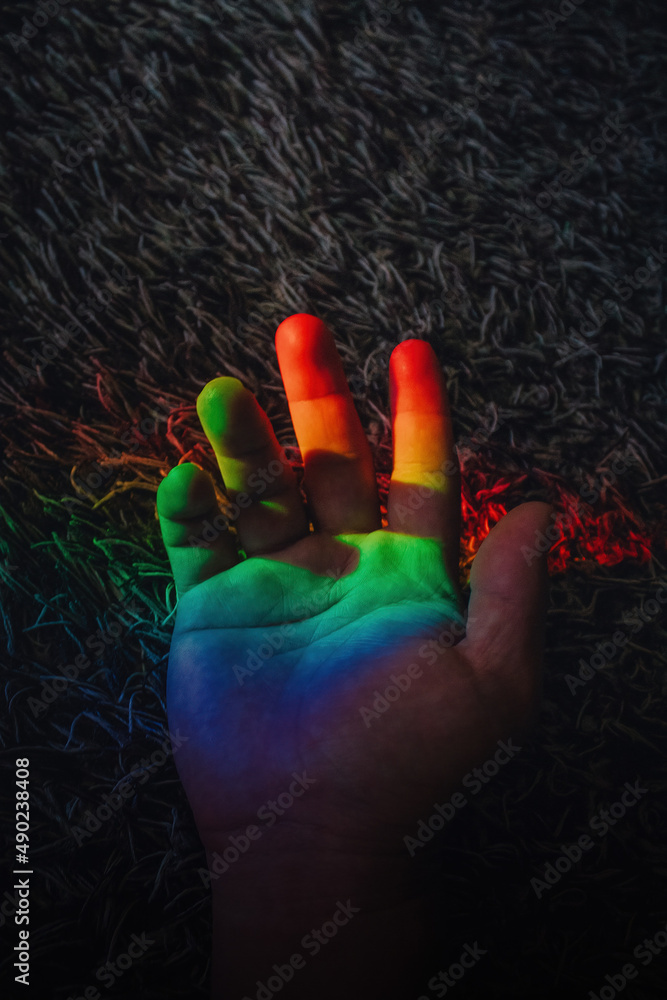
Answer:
[274, 313, 325, 351]
[157, 463, 216, 520]
[196, 376, 251, 439]
[469, 500, 557, 587]
[275, 313, 348, 401]
[389, 339, 447, 414]
[497, 501, 556, 563]
[196, 375, 245, 404]
[389, 338, 437, 366]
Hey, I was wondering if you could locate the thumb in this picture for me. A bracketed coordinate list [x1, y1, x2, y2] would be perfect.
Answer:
[458, 501, 554, 731]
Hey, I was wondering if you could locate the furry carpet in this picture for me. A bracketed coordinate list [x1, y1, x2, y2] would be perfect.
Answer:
[0, 0, 665, 997]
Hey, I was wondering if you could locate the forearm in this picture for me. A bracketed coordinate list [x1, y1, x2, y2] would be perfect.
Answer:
[207, 832, 437, 999]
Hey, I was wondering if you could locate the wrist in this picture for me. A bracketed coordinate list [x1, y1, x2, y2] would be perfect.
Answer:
[204, 824, 436, 999]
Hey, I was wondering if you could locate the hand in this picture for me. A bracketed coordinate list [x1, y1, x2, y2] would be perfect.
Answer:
[156, 313, 553, 999]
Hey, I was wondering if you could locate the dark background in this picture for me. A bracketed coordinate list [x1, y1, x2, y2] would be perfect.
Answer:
[0, 0, 665, 997]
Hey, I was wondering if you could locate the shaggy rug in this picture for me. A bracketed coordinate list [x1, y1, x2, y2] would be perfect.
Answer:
[0, 0, 665, 997]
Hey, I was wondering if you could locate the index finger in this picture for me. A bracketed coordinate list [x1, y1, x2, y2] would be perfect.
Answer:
[387, 339, 460, 589]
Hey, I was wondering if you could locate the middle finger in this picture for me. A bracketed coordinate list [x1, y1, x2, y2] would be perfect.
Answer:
[275, 313, 382, 536]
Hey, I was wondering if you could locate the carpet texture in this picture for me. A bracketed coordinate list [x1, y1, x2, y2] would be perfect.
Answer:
[0, 0, 666, 997]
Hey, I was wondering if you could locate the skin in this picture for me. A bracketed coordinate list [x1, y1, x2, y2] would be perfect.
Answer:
[156, 313, 553, 999]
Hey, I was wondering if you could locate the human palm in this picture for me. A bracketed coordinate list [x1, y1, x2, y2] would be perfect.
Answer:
[158, 314, 552, 861]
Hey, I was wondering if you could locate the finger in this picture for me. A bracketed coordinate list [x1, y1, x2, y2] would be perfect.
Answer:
[196, 376, 310, 556]
[457, 502, 553, 732]
[387, 339, 460, 587]
[275, 313, 381, 535]
[157, 463, 240, 596]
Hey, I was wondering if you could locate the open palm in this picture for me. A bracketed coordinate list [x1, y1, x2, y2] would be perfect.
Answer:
[157, 313, 552, 866]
